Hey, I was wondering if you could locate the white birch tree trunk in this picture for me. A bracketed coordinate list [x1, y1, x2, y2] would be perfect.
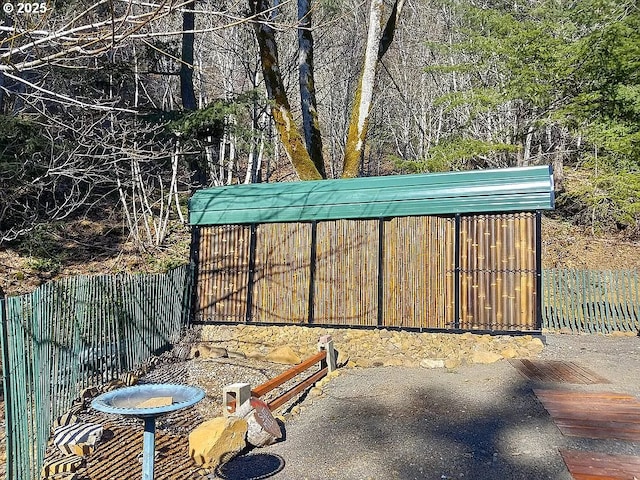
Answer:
[342, 0, 405, 178]
[342, 0, 385, 178]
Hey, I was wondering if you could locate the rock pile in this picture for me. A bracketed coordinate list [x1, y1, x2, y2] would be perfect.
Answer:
[199, 325, 545, 370]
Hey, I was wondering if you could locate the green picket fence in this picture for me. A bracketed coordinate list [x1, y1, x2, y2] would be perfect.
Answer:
[0, 265, 193, 480]
[542, 269, 640, 333]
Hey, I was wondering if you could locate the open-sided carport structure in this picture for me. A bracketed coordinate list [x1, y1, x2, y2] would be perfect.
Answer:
[189, 165, 554, 333]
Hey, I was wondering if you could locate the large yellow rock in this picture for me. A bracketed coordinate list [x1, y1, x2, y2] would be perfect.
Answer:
[190, 344, 228, 359]
[500, 347, 519, 359]
[526, 337, 545, 354]
[471, 350, 502, 364]
[189, 417, 248, 469]
[265, 346, 301, 365]
[444, 357, 462, 370]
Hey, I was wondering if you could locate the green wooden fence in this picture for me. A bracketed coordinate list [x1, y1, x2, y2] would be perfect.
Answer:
[542, 269, 640, 333]
[0, 265, 193, 480]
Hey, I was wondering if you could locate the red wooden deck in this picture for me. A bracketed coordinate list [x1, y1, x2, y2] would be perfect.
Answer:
[560, 449, 640, 480]
[535, 389, 640, 441]
[510, 359, 610, 384]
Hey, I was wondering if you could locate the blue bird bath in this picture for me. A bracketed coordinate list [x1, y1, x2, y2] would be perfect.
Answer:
[92, 384, 205, 480]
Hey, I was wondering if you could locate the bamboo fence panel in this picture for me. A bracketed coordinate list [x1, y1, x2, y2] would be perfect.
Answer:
[1, 266, 191, 480]
[443, 218, 455, 327]
[195, 225, 251, 322]
[542, 269, 640, 333]
[251, 223, 312, 323]
[442, 217, 456, 327]
[383, 216, 454, 329]
[459, 216, 468, 327]
[459, 213, 536, 330]
[313, 219, 379, 326]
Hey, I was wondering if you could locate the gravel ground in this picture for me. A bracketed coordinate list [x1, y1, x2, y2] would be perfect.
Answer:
[214, 333, 640, 480]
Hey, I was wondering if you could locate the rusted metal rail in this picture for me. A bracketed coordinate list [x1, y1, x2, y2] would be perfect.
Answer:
[252, 350, 326, 398]
[266, 366, 327, 410]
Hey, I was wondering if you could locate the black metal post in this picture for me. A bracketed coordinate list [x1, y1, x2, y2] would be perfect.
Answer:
[454, 214, 461, 330]
[535, 211, 543, 330]
[308, 221, 318, 324]
[187, 226, 201, 326]
[245, 224, 258, 323]
[377, 218, 385, 327]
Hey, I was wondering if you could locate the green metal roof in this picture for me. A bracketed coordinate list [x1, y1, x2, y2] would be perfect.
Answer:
[189, 166, 554, 226]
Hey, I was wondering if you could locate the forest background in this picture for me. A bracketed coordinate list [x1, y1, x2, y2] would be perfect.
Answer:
[1, 0, 638, 295]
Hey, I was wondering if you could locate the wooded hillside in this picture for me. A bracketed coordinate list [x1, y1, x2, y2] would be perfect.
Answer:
[1, 0, 638, 253]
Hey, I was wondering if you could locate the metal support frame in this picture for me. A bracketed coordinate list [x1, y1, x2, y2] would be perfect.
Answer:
[535, 211, 543, 330]
[246, 223, 258, 323]
[377, 218, 385, 327]
[187, 226, 201, 326]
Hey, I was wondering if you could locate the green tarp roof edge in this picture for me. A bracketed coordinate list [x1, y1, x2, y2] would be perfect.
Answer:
[189, 165, 554, 226]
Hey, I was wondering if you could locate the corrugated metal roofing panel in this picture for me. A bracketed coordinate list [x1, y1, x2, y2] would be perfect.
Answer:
[189, 166, 554, 225]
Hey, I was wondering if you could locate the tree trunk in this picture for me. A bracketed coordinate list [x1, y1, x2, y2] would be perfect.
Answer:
[298, 0, 326, 178]
[522, 125, 534, 166]
[251, 0, 322, 180]
[342, 0, 405, 178]
[180, 0, 197, 111]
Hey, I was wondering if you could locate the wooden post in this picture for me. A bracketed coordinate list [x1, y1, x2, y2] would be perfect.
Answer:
[317, 335, 336, 372]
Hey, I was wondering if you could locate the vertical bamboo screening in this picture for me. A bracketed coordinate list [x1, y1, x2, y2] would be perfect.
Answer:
[383, 216, 454, 329]
[313, 219, 379, 326]
[252, 223, 312, 323]
[543, 269, 640, 333]
[0, 266, 192, 480]
[195, 225, 251, 322]
[193, 213, 542, 330]
[458, 213, 536, 330]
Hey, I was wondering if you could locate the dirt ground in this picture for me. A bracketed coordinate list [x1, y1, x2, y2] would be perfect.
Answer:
[541, 216, 640, 270]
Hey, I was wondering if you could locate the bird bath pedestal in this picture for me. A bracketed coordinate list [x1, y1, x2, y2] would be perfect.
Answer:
[92, 384, 205, 480]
